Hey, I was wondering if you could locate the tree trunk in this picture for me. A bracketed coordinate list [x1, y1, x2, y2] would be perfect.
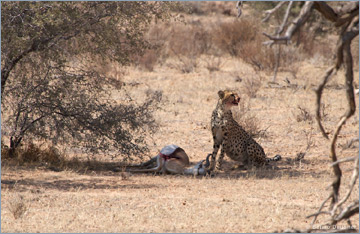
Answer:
[8, 136, 22, 158]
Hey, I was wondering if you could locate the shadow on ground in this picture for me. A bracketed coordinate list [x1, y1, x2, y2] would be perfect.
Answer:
[1, 177, 163, 192]
[1, 156, 328, 192]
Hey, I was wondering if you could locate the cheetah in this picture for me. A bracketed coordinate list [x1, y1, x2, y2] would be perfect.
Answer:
[208, 90, 281, 172]
[128, 145, 211, 175]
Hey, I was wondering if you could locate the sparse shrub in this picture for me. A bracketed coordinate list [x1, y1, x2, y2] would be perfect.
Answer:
[320, 103, 329, 121]
[182, 2, 205, 15]
[236, 113, 263, 139]
[137, 22, 172, 70]
[21, 143, 61, 164]
[163, 22, 212, 73]
[168, 22, 212, 56]
[168, 55, 199, 73]
[176, 2, 236, 16]
[211, 17, 320, 73]
[211, 19, 277, 71]
[1, 139, 10, 160]
[232, 98, 266, 138]
[296, 106, 313, 123]
[2, 141, 63, 166]
[242, 75, 262, 98]
[340, 138, 359, 150]
[8, 195, 27, 219]
[239, 39, 277, 71]
[204, 55, 224, 73]
[212, 19, 258, 57]
[136, 49, 159, 72]
[1, 141, 96, 172]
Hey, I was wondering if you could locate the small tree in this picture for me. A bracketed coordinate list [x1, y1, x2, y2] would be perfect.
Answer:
[1, 2, 177, 159]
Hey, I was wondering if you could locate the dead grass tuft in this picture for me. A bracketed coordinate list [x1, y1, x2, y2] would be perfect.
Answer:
[135, 49, 159, 72]
[233, 98, 267, 139]
[22, 143, 61, 164]
[204, 55, 224, 73]
[242, 74, 263, 98]
[296, 106, 313, 123]
[168, 55, 199, 73]
[240, 39, 277, 71]
[8, 195, 28, 219]
[2, 141, 86, 172]
[1, 139, 11, 160]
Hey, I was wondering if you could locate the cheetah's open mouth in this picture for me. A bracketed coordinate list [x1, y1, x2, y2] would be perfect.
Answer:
[232, 100, 239, 105]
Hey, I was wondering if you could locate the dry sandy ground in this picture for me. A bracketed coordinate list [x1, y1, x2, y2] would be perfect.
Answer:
[1, 168, 358, 233]
[2, 54, 359, 232]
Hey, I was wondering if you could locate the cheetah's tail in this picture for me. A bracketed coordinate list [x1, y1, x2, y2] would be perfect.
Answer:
[266, 154, 282, 163]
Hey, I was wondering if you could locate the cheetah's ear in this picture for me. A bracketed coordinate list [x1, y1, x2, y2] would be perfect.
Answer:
[218, 90, 225, 99]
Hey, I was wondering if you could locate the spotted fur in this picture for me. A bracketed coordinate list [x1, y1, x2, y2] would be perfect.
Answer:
[208, 90, 281, 171]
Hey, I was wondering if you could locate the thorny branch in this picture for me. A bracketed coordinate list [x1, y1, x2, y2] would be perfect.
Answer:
[259, 1, 359, 231]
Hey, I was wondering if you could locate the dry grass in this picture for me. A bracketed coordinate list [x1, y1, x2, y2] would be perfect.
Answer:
[242, 74, 263, 98]
[135, 49, 159, 72]
[204, 55, 224, 73]
[8, 194, 28, 220]
[2, 2, 359, 233]
[232, 96, 265, 139]
[212, 19, 258, 57]
[295, 106, 313, 123]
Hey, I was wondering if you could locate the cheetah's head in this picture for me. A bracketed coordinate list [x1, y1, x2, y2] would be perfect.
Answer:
[218, 90, 240, 110]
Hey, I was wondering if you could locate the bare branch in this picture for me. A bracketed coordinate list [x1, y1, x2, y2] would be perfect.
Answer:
[262, 1, 287, 23]
[315, 66, 335, 140]
[236, 1, 243, 18]
[272, 1, 294, 82]
[263, 33, 290, 46]
[306, 210, 331, 219]
[330, 156, 357, 166]
[328, 22, 358, 208]
[263, 2, 314, 46]
[277, 1, 294, 35]
[331, 158, 359, 221]
[313, 1, 359, 27]
[315, 16, 358, 141]
[333, 201, 359, 224]
[307, 193, 332, 226]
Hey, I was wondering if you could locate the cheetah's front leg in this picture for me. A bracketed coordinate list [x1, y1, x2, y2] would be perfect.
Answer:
[209, 140, 221, 171]
[216, 145, 226, 171]
[208, 126, 223, 172]
[215, 128, 230, 171]
[211, 132, 228, 172]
